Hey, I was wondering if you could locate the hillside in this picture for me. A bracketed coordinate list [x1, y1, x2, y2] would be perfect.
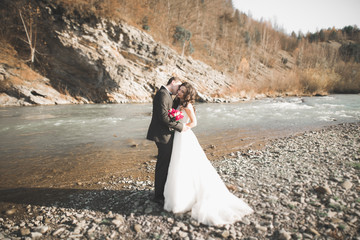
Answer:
[0, 0, 359, 106]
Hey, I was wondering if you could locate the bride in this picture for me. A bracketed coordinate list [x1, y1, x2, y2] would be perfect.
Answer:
[164, 82, 253, 226]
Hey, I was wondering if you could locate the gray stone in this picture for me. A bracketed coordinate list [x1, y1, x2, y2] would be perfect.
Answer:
[341, 180, 353, 190]
[30, 232, 43, 239]
[133, 224, 141, 233]
[176, 222, 188, 231]
[52, 227, 66, 236]
[221, 230, 230, 238]
[178, 230, 188, 238]
[1, 122, 360, 239]
[144, 207, 153, 214]
[5, 209, 16, 215]
[34, 225, 49, 234]
[240, 217, 251, 225]
[20, 228, 31, 236]
[255, 225, 267, 233]
[112, 219, 123, 227]
[278, 229, 292, 240]
[314, 185, 332, 195]
[171, 226, 180, 235]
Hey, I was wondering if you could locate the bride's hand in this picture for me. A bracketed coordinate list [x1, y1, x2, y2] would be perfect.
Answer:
[182, 125, 190, 132]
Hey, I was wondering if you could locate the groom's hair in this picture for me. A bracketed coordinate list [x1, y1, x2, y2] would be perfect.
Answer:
[167, 76, 181, 85]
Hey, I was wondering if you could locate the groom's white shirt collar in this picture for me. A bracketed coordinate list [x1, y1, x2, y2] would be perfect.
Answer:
[163, 85, 172, 95]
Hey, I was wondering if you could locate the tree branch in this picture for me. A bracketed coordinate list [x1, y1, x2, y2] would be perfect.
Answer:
[19, 11, 31, 47]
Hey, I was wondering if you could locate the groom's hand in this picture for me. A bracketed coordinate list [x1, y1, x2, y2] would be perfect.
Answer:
[182, 125, 190, 132]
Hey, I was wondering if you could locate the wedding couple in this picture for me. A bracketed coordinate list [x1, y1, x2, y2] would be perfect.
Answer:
[146, 77, 253, 226]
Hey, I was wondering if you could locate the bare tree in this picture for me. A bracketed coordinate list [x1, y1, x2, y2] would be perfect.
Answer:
[19, 4, 39, 64]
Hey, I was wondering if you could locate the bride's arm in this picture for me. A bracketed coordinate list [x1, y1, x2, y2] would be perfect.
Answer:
[184, 103, 197, 129]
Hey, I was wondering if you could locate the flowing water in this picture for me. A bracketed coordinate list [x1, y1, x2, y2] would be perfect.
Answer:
[1, 94, 359, 188]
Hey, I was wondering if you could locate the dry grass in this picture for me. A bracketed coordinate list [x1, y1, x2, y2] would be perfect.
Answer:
[0, 41, 44, 88]
[53, 0, 298, 72]
[0, 41, 19, 66]
[1, 0, 359, 97]
[333, 61, 360, 93]
[0, 42, 17, 91]
[298, 68, 341, 94]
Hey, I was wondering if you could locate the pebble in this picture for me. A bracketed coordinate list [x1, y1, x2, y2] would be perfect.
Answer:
[308, 228, 320, 236]
[20, 228, 30, 236]
[37, 226, 49, 234]
[341, 180, 353, 190]
[112, 219, 123, 227]
[221, 230, 230, 238]
[278, 229, 292, 240]
[133, 224, 141, 233]
[178, 230, 188, 238]
[255, 225, 267, 232]
[314, 185, 332, 195]
[0, 123, 358, 239]
[144, 207, 152, 214]
[52, 227, 65, 236]
[30, 232, 43, 239]
[5, 209, 16, 215]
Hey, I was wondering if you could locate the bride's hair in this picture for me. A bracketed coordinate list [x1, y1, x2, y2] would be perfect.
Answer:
[178, 82, 196, 110]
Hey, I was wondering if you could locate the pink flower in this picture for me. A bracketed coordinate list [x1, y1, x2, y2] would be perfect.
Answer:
[168, 108, 184, 123]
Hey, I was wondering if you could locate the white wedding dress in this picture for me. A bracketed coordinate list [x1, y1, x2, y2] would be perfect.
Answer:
[164, 109, 253, 226]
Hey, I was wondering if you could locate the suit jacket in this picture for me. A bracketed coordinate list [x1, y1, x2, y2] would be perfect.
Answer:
[147, 86, 183, 144]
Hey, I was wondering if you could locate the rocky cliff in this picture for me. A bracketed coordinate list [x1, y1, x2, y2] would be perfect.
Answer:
[0, 1, 240, 106]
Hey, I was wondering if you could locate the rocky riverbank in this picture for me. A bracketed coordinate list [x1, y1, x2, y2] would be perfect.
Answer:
[1, 0, 307, 107]
[0, 122, 359, 239]
[0, 0, 243, 107]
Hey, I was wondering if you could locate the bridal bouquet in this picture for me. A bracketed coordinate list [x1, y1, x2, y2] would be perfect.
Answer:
[168, 108, 184, 122]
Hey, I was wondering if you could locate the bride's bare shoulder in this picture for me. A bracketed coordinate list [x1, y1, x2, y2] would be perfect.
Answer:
[186, 103, 194, 110]
[180, 103, 193, 111]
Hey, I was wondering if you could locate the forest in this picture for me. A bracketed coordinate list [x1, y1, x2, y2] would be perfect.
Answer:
[1, 0, 359, 102]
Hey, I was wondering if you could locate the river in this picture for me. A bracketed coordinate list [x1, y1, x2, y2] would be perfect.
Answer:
[0, 94, 359, 188]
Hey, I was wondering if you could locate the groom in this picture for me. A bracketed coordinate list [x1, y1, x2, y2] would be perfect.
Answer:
[147, 77, 188, 205]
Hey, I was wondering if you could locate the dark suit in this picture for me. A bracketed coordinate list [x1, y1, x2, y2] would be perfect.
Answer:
[147, 86, 183, 200]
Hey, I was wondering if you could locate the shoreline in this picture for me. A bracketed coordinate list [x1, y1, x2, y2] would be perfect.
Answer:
[0, 92, 337, 108]
[0, 124, 304, 190]
[1, 122, 359, 239]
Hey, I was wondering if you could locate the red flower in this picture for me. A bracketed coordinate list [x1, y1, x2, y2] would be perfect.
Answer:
[168, 108, 184, 123]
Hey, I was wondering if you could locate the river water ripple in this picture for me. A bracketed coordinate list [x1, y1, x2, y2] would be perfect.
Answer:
[0, 94, 359, 188]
